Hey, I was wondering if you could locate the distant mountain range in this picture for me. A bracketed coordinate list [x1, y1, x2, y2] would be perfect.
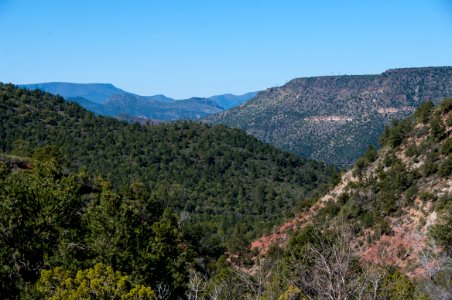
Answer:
[206, 66, 452, 166]
[20, 82, 257, 121]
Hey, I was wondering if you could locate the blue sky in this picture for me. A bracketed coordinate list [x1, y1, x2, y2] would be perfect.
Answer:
[1, 0, 451, 98]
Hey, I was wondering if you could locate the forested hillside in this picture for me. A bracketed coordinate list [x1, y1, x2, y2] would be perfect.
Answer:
[0, 83, 338, 294]
[245, 99, 451, 299]
[207, 67, 452, 167]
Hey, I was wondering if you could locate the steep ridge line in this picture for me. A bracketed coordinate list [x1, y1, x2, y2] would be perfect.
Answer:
[249, 102, 451, 278]
[250, 170, 357, 255]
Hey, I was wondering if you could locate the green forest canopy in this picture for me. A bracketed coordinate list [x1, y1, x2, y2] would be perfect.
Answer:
[0, 83, 337, 253]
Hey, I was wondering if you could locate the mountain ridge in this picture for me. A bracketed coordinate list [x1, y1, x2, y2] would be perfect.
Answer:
[20, 82, 258, 121]
[206, 66, 452, 166]
[20, 82, 131, 104]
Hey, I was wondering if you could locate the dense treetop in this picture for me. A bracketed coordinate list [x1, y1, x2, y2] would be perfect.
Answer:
[0, 153, 187, 298]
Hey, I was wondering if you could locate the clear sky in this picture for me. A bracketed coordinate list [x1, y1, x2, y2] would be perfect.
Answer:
[1, 0, 451, 98]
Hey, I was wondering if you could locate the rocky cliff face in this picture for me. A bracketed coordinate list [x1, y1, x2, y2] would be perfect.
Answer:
[207, 67, 452, 166]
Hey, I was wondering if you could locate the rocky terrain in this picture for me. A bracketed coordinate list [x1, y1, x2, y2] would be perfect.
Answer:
[249, 99, 451, 279]
[207, 67, 452, 166]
